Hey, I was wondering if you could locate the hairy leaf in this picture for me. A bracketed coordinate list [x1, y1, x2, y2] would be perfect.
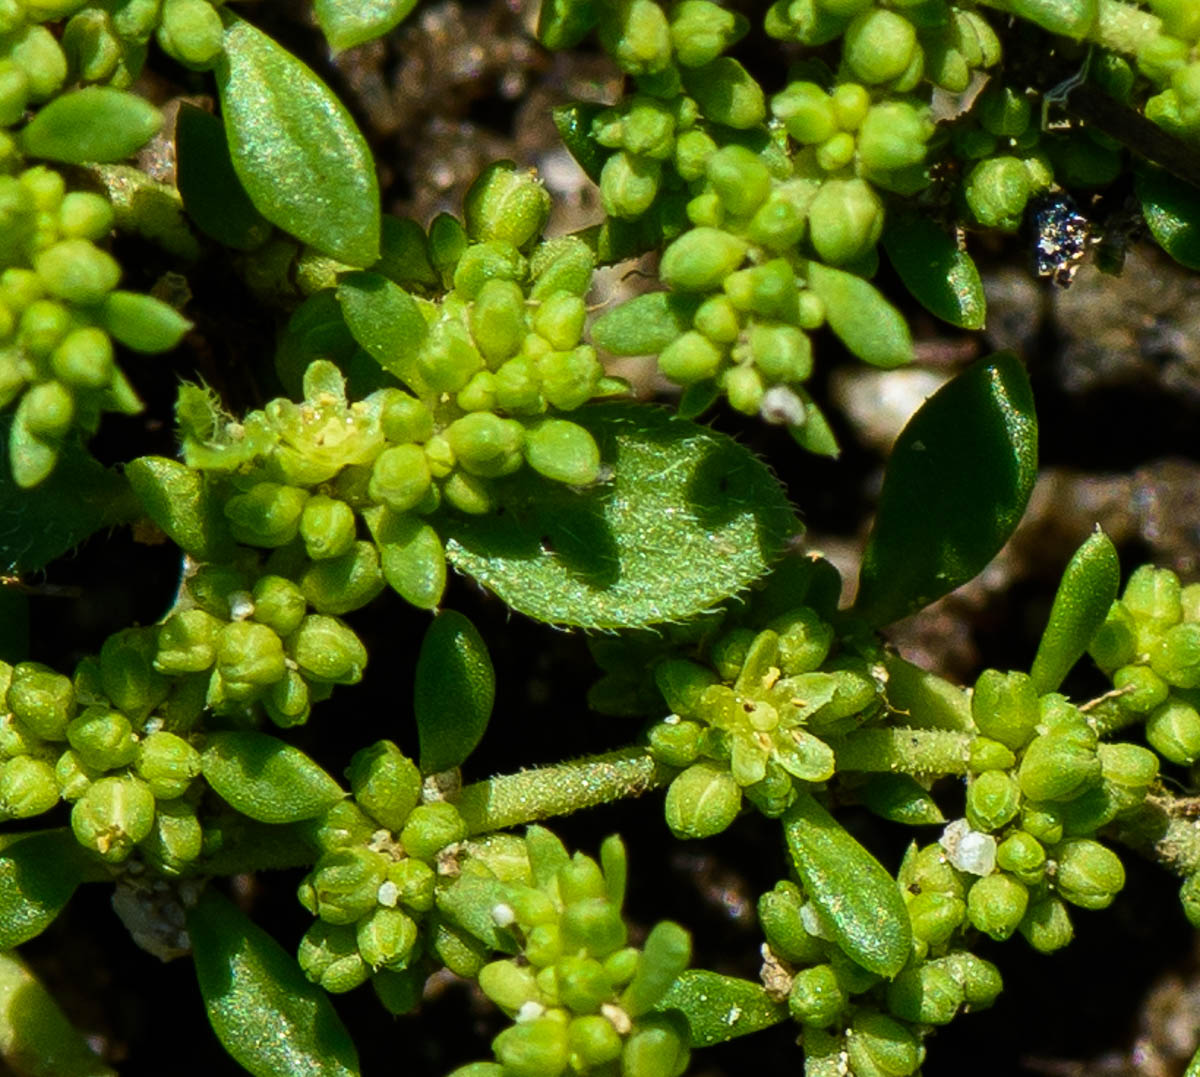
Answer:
[883, 212, 985, 330]
[1136, 164, 1200, 272]
[441, 404, 797, 628]
[202, 731, 345, 823]
[783, 792, 912, 978]
[654, 971, 787, 1046]
[854, 352, 1037, 627]
[0, 830, 85, 950]
[216, 14, 380, 266]
[415, 610, 495, 774]
[189, 890, 359, 1077]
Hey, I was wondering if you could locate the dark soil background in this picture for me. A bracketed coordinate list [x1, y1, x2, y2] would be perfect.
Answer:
[10, 1, 1200, 1075]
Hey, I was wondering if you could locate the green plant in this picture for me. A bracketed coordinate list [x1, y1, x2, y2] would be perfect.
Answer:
[2, 0, 1200, 1074]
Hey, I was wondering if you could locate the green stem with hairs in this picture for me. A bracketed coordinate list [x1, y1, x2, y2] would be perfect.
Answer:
[827, 727, 972, 778]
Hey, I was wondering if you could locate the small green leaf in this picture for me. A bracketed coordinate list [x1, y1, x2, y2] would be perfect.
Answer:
[176, 104, 272, 251]
[882, 212, 985, 330]
[859, 773, 945, 825]
[314, 0, 417, 51]
[591, 292, 701, 357]
[1136, 164, 1200, 271]
[20, 87, 161, 163]
[552, 103, 608, 184]
[0, 951, 115, 1077]
[0, 830, 86, 950]
[415, 610, 495, 774]
[216, 13, 380, 266]
[783, 791, 912, 979]
[201, 731, 345, 823]
[807, 261, 913, 369]
[854, 352, 1038, 627]
[188, 889, 360, 1077]
[653, 971, 786, 1046]
[336, 271, 429, 391]
[126, 455, 235, 562]
[0, 422, 138, 571]
[1029, 527, 1120, 694]
[441, 404, 797, 628]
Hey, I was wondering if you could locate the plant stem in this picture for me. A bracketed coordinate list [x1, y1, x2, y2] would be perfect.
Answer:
[457, 747, 677, 835]
[827, 728, 972, 778]
[1112, 792, 1200, 877]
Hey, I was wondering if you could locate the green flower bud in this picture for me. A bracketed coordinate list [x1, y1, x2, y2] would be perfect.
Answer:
[21, 380, 74, 440]
[604, 946, 641, 987]
[1150, 622, 1200, 688]
[1019, 802, 1063, 847]
[216, 620, 287, 693]
[968, 737, 1017, 773]
[807, 178, 883, 265]
[772, 81, 837, 144]
[0, 755, 58, 818]
[857, 101, 933, 173]
[346, 740, 421, 832]
[1180, 872, 1200, 929]
[1089, 602, 1140, 673]
[300, 541, 386, 616]
[674, 128, 717, 181]
[1146, 694, 1200, 763]
[289, 614, 367, 685]
[8, 662, 75, 740]
[815, 131, 856, 172]
[298, 921, 370, 993]
[725, 259, 798, 320]
[789, 963, 845, 1028]
[376, 857, 433, 914]
[722, 363, 765, 415]
[846, 1011, 920, 1077]
[536, 344, 602, 410]
[0, 60, 29, 128]
[532, 292, 586, 352]
[135, 731, 201, 799]
[50, 326, 115, 390]
[298, 495, 358, 561]
[622, 1015, 689, 1077]
[100, 291, 191, 354]
[380, 391, 435, 444]
[55, 748, 100, 801]
[71, 773, 156, 862]
[493, 1016, 570, 1077]
[224, 482, 309, 548]
[843, 9, 917, 84]
[967, 872, 1029, 941]
[57, 191, 114, 241]
[567, 1014, 623, 1068]
[692, 295, 741, 345]
[665, 761, 741, 839]
[65, 705, 136, 771]
[1113, 664, 1170, 713]
[561, 897, 628, 958]
[749, 323, 812, 384]
[457, 371, 498, 413]
[523, 418, 600, 486]
[469, 279, 528, 365]
[19, 301, 71, 359]
[263, 670, 311, 728]
[141, 797, 203, 874]
[682, 57, 765, 128]
[704, 145, 771, 220]
[445, 412, 525, 479]
[1053, 838, 1124, 910]
[155, 608, 222, 674]
[669, 0, 747, 66]
[250, 575, 307, 638]
[886, 962, 963, 1026]
[357, 906, 420, 971]
[972, 669, 1040, 750]
[306, 800, 379, 854]
[1098, 742, 1159, 789]
[966, 770, 1020, 833]
[157, 0, 225, 67]
[758, 880, 825, 963]
[308, 846, 389, 925]
[401, 801, 468, 862]
[558, 954, 616, 1013]
[600, 150, 661, 220]
[964, 157, 1031, 230]
[657, 330, 723, 384]
[479, 959, 540, 1013]
[1018, 895, 1073, 954]
[33, 239, 120, 305]
[905, 890, 966, 946]
[464, 161, 550, 249]
[996, 831, 1046, 885]
[525, 922, 562, 967]
[831, 82, 870, 129]
[1018, 726, 1100, 802]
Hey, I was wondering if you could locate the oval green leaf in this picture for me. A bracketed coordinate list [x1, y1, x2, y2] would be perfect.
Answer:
[415, 610, 495, 774]
[783, 791, 912, 979]
[20, 87, 161, 163]
[653, 971, 787, 1046]
[854, 352, 1038, 627]
[440, 403, 797, 628]
[215, 13, 380, 266]
[201, 731, 345, 823]
[176, 104, 272, 252]
[188, 889, 360, 1077]
[1136, 163, 1200, 271]
[336, 271, 429, 391]
[859, 773, 945, 826]
[0, 830, 86, 950]
[314, 0, 417, 51]
[591, 292, 701, 357]
[1029, 526, 1119, 694]
[126, 455, 235, 563]
[882, 212, 986, 330]
[807, 261, 913, 369]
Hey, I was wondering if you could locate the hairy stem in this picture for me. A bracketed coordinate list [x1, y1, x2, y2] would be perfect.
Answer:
[1112, 793, 1200, 877]
[828, 727, 972, 778]
[457, 746, 676, 835]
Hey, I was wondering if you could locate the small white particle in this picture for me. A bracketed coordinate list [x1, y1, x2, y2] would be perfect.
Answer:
[516, 1001, 545, 1023]
[228, 591, 255, 621]
[377, 881, 399, 907]
[492, 902, 516, 927]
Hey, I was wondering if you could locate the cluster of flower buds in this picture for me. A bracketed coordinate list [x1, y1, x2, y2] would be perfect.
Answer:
[1130, 1, 1200, 139]
[449, 829, 692, 1077]
[0, 162, 190, 486]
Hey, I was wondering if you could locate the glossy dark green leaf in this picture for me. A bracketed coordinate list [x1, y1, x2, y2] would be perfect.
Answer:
[807, 261, 912, 369]
[0, 831, 86, 950]
[854, 352, 1038, 627]
[188, 890, 359, 1077]
[201, 731, 345, 823]
[859, 773, 945, 825]
[216, 14, 380, 266]
[176, 104, 272, 251]
[783, 792, 912, 978]
[552, 103, 608, 184]
[1030, 527, 1119, 694]
[0, 422, 138, 573]
[336, 271, 428, 391]
[20, 87, 161, 163]
[653, 971, 786, 1046]
[441, 404, 797, 628]
[1136, 164, 1200, 271]
[314, 0, 416, 51]
[415, 610, 495, 774]
[882, 212, 986, 330]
